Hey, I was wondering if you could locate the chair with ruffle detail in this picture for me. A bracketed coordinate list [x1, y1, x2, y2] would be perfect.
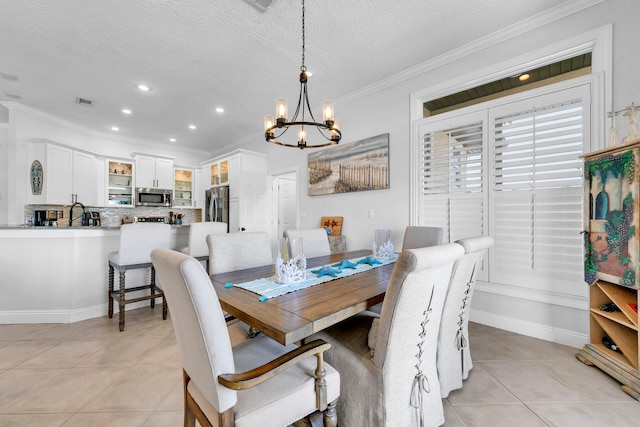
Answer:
[437, 236, 493, 397]
[305, 243, 463, 427]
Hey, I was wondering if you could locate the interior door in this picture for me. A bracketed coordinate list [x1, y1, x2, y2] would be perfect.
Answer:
[277, 174, 298, 238]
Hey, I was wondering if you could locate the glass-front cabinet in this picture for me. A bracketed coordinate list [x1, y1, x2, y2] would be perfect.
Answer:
[106, 160, 134, 206]
[211, 159, 229, 186]
[174, 168, 194, 207]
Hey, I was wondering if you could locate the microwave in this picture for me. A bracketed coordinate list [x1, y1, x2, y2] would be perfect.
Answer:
[135, 188, 173, 207]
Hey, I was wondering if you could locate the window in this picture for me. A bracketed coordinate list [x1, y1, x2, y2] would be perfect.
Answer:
[416, 83, 590, 296]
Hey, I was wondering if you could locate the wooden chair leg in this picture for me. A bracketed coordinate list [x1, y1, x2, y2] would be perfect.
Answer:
[108, 265, 114, 318]
[150, 266, 156, 308]
[118, 270, 126, 331]
[162, 296, 168, 320]
[183, 370, 197, 427]
[322, 399, 338, 427]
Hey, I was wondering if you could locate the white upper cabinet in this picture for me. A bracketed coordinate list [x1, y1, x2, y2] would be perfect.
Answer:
[133, 153, 174, 189]
[27, 142, 99, 206]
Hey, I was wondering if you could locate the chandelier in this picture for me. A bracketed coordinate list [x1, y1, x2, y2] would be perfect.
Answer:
[264, 0, 341, 149]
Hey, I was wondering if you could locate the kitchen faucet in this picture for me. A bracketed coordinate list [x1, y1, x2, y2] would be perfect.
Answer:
[69, 201, 86, 226]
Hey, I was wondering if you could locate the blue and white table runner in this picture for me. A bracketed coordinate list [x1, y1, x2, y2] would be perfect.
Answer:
[225, 254, 398, 301]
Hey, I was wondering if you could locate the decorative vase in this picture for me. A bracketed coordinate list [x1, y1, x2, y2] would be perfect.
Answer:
[373, 229, 394, 258]
[607, 111, 618, 147]
[626, 103, 639, 142]
[276, 237, 306, 283]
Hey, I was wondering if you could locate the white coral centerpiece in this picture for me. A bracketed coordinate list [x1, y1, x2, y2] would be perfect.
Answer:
[276, 254, 307, 284]
[373, 240, 395, 259]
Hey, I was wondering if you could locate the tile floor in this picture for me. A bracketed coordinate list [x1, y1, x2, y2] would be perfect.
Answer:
[0, 308, 639, 426]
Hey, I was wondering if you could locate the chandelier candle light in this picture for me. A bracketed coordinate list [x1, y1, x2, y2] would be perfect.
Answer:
[264, 0, 342, 149]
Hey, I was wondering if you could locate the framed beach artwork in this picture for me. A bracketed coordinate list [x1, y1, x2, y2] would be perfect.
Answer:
[308, 133, 390, 196]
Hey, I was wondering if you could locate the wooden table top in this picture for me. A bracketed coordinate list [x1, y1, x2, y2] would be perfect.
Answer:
[210, 250, 395, 345]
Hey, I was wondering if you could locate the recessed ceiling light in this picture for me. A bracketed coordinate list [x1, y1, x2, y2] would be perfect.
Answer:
[111, 126, 119, 131]
[122, 108, 132, 114]
[137, 84, 152, 91]
[169, 138, 176, 142]
[215, 107, 224, 113]
[189, 124, 196, 130]
[518, 73, 530, 82]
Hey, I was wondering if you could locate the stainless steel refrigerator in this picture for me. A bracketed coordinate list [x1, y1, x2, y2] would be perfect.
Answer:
[205, 186, 229, 232]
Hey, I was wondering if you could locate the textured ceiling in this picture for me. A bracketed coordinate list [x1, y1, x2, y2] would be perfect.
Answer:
[0, 0, 567, 155]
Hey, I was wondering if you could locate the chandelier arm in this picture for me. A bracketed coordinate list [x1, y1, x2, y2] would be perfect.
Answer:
[302, 82, 319, 123]
[289, 81, 305, 123]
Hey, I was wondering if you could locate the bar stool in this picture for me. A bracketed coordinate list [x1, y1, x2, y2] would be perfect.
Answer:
[108, 223, 171, 331]
[179, 221, 228, 272]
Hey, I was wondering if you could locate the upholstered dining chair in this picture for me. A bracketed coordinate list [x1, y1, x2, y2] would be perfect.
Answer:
[402, 226, 444, 250]
[283, 228, 331, 258]
[369, 225, 446, 315]
[305, 243, 464, 427]
[206, 232, 273, 275]
[108, 222, 171, 331]
[151, 249, 340, 427]
[437, 235, 493, 397]
[180, 221, 228, 271]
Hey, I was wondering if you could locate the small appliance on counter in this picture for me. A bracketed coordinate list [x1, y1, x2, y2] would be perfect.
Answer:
[34, 209, 60, 227]
[83, 211, 101, 226]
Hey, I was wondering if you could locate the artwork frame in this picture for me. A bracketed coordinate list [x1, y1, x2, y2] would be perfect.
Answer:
[308, 133, 389, 196]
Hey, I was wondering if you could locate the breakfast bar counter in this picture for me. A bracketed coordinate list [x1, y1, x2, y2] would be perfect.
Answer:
[0, 225, 189, 324]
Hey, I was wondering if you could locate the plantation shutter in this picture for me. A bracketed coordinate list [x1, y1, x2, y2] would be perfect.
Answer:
[418, 111, 485, 242]
[489, 86, 587, 294]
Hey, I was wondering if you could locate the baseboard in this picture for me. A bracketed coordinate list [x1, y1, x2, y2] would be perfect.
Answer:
[0, 300, 152, 324]
[470, 308, 589, 349]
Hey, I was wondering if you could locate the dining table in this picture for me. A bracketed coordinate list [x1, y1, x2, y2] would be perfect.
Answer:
[209, 249, 396, 346]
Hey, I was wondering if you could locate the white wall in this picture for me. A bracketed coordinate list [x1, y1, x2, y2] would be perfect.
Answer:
[236, 0, 639, 347]
[0, 122, 8, 226]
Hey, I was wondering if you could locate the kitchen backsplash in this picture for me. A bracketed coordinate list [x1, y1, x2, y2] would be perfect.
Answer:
[24, 205, 201, 227]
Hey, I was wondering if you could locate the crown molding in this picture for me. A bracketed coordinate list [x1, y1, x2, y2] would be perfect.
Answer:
[0, 101, 90, 134]
[336, 0, 606, 106]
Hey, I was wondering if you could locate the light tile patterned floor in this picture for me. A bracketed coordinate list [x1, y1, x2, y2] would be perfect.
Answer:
[0, 308, 639, 426]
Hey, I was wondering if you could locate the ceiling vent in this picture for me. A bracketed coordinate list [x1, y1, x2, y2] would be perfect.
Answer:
[76, 97, 93, 106]
[243, 0, 276, 12]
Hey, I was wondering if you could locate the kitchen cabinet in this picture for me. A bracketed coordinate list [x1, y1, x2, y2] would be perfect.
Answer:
[133, 153, 174, 189]
[577, 139, 640, 400]
[174, 167, 194, 207]
[27, 142, 99, 206]
[202, 150, 270, 233]
[210, 159, 229, 186]
[106, 159, 134, 206]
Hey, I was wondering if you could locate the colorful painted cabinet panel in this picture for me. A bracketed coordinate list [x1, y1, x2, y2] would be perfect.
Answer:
[583, 142, 640, 289]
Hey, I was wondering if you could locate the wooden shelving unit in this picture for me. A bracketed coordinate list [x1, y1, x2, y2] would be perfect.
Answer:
[577, 140, 640, 400]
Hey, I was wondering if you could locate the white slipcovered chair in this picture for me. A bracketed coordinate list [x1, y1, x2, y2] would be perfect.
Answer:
[108, 223, 171, 331]
[283, 228, 331, 258]
[437, 235, 493, 397]
[402, 226, 444, 250]
[305, 243, 464, 427]
[180, 221, 228, 271]
[206, 232, 273, 275]
[370, 225, 446, 315]
[150, 249, 339, 427]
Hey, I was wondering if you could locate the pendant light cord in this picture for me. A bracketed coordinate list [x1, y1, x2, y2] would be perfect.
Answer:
[301, 0, 306, 72]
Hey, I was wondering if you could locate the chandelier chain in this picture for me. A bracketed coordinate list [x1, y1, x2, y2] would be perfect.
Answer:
[301, 0, 305, 71]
